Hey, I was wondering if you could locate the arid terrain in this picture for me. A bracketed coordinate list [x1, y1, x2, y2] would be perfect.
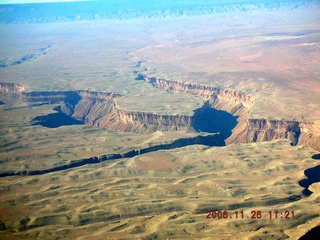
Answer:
[0, 0, 320, 239]
[1, 140, 320, 239]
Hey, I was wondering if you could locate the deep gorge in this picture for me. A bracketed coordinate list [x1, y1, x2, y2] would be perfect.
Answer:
[0, 79, 320, 199]
[139, 75, 320, 151]
[0, 79, 319, 151]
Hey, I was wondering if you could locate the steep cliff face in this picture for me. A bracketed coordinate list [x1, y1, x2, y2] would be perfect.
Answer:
[0, 84, 81, 106]
[1, 80, 319, 150]
[0, 82, 24, 104]
[299, 122, 320, 151]
[0, 82, 25, 92]
[142, 75, 253, 144]
[242, 119, 301, 145]
[0, 83, 195, 133]
[140, 75, 320, 150]
[70, 90, 194, 132]
[144, 76, 253, 115]
[115, 108, 193, 132]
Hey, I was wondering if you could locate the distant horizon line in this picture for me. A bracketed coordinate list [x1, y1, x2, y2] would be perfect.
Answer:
[0, 0, 308, 4]
[0, 0, 97, 4]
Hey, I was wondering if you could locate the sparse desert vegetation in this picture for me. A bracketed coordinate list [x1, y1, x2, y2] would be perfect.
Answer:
[0, 0, 320, 239]
[0, 140, 320, 239]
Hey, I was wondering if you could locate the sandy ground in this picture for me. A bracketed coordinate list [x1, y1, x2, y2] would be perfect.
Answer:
[1, 2, 320, 239]
[0, 103, 206, 173]
[0, 140, 319, 239]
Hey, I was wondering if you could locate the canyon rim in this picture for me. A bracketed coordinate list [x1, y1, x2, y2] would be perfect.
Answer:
[1, 0, 320, 239]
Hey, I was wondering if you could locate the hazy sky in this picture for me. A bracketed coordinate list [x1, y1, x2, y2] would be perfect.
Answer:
[0, 0, 95, 3]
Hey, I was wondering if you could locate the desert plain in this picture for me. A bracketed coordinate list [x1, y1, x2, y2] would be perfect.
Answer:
[0, 0, 320, 239]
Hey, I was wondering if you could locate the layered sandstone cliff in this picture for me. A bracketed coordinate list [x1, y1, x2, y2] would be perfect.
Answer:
[0, 84, 194, 133]
[299, 122, 320, 150]
[140, 75, 320, 150]
[0, 82, 24, 104]
[242, 119, 300, 145]
[143, 75, 253, 114]
[1, 80, 319, 150]
[71, 90, 194, 132]
[0, 82, 25, 92]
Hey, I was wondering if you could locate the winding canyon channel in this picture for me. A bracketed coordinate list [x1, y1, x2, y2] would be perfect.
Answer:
[0, 77, 319, 184]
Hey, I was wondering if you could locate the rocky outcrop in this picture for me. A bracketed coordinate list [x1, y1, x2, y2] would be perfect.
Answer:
[0, 84, 196, 133]
[114, 108, 193, 132]
[238, 119, 320, 150]
[0, 84, 80, 105]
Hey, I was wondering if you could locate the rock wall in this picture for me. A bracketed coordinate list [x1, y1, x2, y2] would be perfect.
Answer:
[0, 84, 195, 133]
[299, 122, 320, 151]
[0, 82, 25, 92]
[243, 119, 301, 145]
[71, 90, 194, 132]
[0, 82, 24, 104]
[140, 75, 320, 150]
[1, 80, 319, 150]
[143, 75, 253, 115]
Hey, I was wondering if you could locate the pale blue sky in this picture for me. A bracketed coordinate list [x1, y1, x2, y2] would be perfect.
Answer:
[0, 0, 95, 4]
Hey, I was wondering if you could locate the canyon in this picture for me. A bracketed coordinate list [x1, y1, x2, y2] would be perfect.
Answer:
[1, 78, 319, 151]
[1, 1, 319, 239]
[0, 133, 224, 177]
[141, 75, 320, 150]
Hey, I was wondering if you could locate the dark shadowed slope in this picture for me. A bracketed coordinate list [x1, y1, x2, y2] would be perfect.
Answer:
[299, 226, 320, 240]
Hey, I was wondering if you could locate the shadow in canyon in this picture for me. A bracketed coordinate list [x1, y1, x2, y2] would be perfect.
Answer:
[193, 107, 238, 139]
[298, 164, 320, 196]
[312, 153, 320, 160]
[299, 226, 320, 240]
[0, 133, 224, 177]
[32, 106, 83, 128]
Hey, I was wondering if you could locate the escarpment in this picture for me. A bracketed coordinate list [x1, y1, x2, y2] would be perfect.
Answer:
[0, 82, 24, 104]
[244, 119, 301, 145]
[0, 84, 195, 133]
[143, 75, 253, 114]
[70, 90, 194, 132]
[0, 82, 25, 92]
[1, 80, 319, 150]
[139, 75, 320, 150]
[299, 122, 320, 151]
